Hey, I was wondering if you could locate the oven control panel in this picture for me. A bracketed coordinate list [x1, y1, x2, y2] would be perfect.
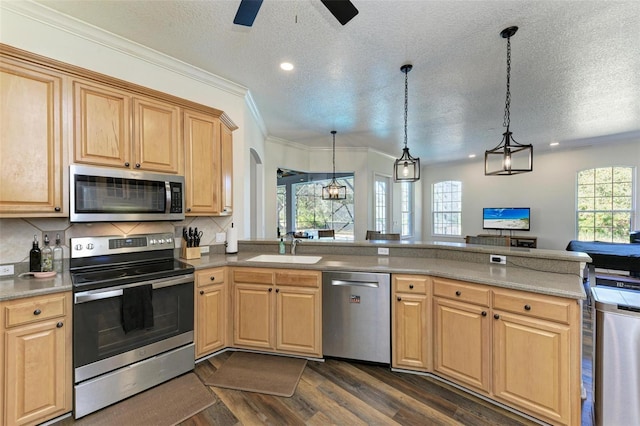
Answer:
[71, 233, 175, 258]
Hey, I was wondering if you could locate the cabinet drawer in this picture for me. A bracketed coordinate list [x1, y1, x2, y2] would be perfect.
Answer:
[394, 275, 429, 294]
[493, 290, 573, 324]
[232, 268, 274, 285]
[433, 278, 490, 306]
[275, 270, 320, 288]
[4, 293, 67, 327]
[196, 267, 225, 287]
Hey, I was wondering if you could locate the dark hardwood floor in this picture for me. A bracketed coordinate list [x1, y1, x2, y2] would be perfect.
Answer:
[180, 305, 594, 426]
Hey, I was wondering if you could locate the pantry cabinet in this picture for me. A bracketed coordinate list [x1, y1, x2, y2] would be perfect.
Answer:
[232, 267, 321, 357]
[194, 267, 228, 358]
[184, 109, 234, 216]
[73, 79, 182, 174]
[0, 55, 65, 217]
[392, 275, 431, 371]
[1, 292, 72, 426]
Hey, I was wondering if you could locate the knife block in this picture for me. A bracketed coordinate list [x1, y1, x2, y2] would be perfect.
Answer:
[181, 246, 201, 260]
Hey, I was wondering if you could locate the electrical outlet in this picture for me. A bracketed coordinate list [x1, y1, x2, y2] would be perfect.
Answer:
[200, 245, 210, 254]
[378, 247, 390, 255]
[0, 264, 15, 276]
[215, 233, 226, 243]
[490, 254, 507, 265]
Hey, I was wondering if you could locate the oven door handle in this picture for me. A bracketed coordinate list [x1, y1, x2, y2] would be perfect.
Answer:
[74, 274, 193, 304]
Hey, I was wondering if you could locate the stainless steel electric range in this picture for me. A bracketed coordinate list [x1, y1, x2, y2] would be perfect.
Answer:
[70, 233, 195, 418]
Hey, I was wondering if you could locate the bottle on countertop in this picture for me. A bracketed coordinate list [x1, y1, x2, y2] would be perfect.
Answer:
[41, 234, 53, 272]
[53, 233, 63, 273]
[29, 235, 41, 272]
[279, 237, 286, 254]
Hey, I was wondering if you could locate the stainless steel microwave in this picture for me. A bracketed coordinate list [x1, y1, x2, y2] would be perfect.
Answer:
[70, 165, 185, 222]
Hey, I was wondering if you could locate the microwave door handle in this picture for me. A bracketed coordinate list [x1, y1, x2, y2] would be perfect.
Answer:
[165, 181, 171, 213]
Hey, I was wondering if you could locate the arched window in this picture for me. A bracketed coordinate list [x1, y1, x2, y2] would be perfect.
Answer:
[577, 166, 635, 242]
[432, 180, 462, 236]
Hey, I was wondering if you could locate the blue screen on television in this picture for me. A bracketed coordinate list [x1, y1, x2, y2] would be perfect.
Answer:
[482, 208, 530, 231]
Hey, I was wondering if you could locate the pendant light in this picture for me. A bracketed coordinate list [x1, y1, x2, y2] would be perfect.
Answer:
[485, 26, 533, 175]
[394, 64, 420, 182]
[322, 130, 347, 200]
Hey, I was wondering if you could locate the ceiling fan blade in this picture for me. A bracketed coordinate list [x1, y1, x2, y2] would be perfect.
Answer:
[233, 0, 264, 27]
[320, 0, 359, 25]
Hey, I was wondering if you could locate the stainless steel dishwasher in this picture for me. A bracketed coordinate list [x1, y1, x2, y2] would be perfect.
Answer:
[592, 286, 640, 426]
[322, 271, 391, 364]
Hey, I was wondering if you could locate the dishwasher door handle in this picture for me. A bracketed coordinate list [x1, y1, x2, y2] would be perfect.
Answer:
[330, 279, 379, 288]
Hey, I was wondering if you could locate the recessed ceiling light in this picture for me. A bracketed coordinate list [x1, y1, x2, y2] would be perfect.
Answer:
[468, 154, 476, 158]
[280, 62, 294, 71]
[550, 142, 560, 146]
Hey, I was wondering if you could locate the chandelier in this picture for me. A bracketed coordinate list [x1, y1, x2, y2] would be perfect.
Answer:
[394, 64, 420, 182]
[322, 130, 347, 200]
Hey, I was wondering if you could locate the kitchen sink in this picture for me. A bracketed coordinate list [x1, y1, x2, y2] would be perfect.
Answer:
[245, 254, 323, 264]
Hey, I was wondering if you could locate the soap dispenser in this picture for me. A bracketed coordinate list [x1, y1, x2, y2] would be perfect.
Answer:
[41, 234, 53, 272]
[279, 237, 286, 254]
[29, 235, 41, 272]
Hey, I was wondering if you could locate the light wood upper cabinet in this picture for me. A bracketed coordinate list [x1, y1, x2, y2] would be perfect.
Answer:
[195, 268, 228, 358]
[73, 80, 182, 174]
[0, 56, 65, 216]
[1, 292, 72, 426]
[184, 109, 234, 216]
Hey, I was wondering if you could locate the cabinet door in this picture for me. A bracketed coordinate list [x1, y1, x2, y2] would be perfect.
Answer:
[73, 79, 131, 168]
[184, 110, 221, 215]
[220, 122, 233, 215]
[0, 58, 64, 215]
[132, 96, 181, 174]
[233, 283, 274, 349]
[493, 311, 571, 425]
[4, 319, 71, 425]
[276, 287, 321, 356]
[393, 293, 429, 370]
[196, 283, 227, 358]
[433, 297, 490, 393]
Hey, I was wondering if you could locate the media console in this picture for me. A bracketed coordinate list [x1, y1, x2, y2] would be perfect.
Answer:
[478, 234, 537, 248]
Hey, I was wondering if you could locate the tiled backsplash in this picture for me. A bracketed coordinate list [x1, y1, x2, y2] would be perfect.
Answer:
[0, 216, 233, 266]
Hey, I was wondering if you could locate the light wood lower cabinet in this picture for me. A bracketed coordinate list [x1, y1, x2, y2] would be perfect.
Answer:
[1, 292, 72, 426]
[433, 278, 491, 393]
[232, 267, 321, 357]
[195, 267, 228, 358]
[392, 275, 431, 371]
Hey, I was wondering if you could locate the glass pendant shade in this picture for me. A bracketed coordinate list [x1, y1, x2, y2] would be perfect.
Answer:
[394, 147, 420, 181]
[394, 63, 420, 182]
[322, 130, 347, 200]
[485, 26, 533, 176]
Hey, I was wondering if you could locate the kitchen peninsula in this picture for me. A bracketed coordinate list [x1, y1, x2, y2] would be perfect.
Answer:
[1, 240, 589, 426]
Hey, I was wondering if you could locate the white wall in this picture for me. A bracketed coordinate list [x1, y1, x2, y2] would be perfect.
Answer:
[421, 140, 640, 249]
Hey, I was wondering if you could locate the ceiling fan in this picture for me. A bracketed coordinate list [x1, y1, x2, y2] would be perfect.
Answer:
[233, 0, 359, 27]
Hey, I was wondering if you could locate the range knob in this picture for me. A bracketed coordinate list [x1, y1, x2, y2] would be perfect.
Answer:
[149, 239, 157, 245]
[165, 237, 172, 244]
[159, 239, 166, 244]
[74, 244, 83, 251]
[87, 243, 94, 250]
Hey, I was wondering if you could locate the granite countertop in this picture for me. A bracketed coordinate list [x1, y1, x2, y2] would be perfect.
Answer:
[0, 251, 586, 302]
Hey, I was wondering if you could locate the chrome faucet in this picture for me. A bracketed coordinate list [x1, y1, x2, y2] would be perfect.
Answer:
[291, 238, 302, 255]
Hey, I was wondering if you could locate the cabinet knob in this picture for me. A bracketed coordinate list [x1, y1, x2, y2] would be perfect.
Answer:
[210, 276, 216, 281]
[135, 163, 141, 168]
[409, 284, 414, 289]
[481, 311, 487, 317]
[34, 309, 41, 315]
[199, 290, 204, 295]
[124, 162, 130, 167]
[397, 297, 402, 301]
[524, 304, 531, 311]
[455, 290, 461, 296]
[268, 288, 273, 292]
[493, 314, 500, 320]
[56, 322, 63, 328]
[276, 289, 280, 293]
[54, 206, 61, 212]
[187, 208, 191, 212]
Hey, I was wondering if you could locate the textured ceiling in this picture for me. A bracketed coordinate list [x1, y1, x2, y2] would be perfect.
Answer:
[34, 0, 640, 164]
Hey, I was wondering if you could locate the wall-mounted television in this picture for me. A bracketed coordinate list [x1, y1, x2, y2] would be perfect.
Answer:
[483, 207, 530, 231]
